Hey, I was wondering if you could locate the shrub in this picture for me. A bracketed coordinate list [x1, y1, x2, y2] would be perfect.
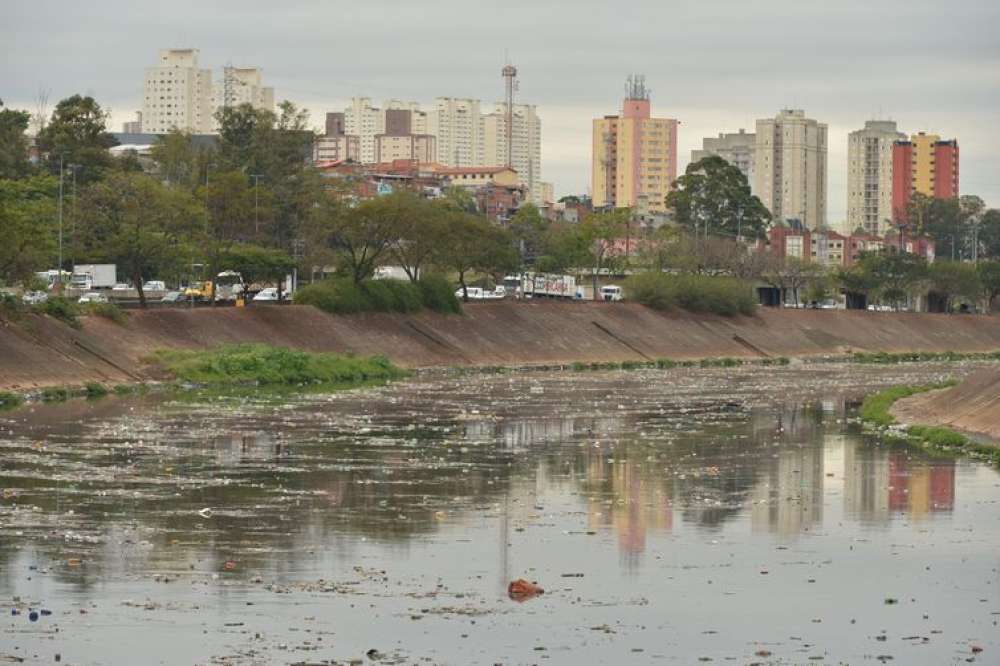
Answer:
[40, 386, 70, 402]
[294, 279, 366, 314]
[417, 274, 462, 314]
[36, 296, 80, 328]
[381, 279, 423, 313]
[0, 391, 23, 410]
[84, 382, 109, 399]
[0, 293, 26, 321]
[83, 302, 127, 324]
[149, 344, 406, 387]
[625, 273, 755, 317]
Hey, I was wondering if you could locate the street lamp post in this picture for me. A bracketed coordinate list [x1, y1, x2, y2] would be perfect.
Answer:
[56, 155, 64, 291]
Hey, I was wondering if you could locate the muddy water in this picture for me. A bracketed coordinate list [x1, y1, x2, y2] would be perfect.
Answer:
[1, 362, 998, 665]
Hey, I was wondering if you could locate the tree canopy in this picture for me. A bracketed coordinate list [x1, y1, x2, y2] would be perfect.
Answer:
[665, 156, 771, 240]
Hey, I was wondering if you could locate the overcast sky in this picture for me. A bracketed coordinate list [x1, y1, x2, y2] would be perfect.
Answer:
[5, 0, 999, 220]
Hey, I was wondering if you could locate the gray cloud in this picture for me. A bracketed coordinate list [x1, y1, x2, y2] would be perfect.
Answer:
[4, 0, 998, 218]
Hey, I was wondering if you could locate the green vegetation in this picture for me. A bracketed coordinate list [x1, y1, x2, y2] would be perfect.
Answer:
[852, 350, 1000, 364]
[83, 302, 127, 324]
[149, 344, 406, 387]
[36, 296, 80, 328]
[83, 382, 109, 399]
[625, 273, 756, 316]
[0, 390, 23, 410]
[295, 276, 460, 315]
[40, 386, 70, 402]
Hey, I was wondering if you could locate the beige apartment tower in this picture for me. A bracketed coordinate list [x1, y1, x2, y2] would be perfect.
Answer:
[142, 49, 215, 134]
[483, 103, 543, 203]
[846, 120, 906, 235]
[592, 76, 678, 213]
[754, 109, 828, 229]
[691, 129, 756, 184]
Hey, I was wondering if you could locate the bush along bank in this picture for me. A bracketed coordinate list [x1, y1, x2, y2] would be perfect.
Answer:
[294, 275, 461, 315]
[624, 273, 756, 316]
[148, 344, 407, 388]
[852, 350, 1000, 364]
[859, 383, 1000, 466]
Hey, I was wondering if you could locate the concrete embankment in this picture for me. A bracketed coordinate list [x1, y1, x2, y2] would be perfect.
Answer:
[893, 370, 1000, 443]
[3, 302, 1000, 391]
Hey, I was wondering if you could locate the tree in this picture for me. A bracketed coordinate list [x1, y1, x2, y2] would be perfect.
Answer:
[219, 244, 296, 298]
[837, 261, 879, 310]
[389, 194, 448, 282]
[536, 222, 591, 274]
[979, 209, 1000, 260]
[76, 173, 203, 306]
[508, 203, 547, 266]
[665, 156, 771, 241]
[928, 261, 981, 313]
[307, 193, 405, 284]
[35, 95, 117, 184]
[0, 99, 33, 179]
[977, 261, 1000, 312]
[866, 250, 928, 310]
[579, 209, 630, 300]
[761, 256, 821, 307]
[0, 176, 57, 285]
[439, 212, 518, 301]
[150, 129, 215, 190]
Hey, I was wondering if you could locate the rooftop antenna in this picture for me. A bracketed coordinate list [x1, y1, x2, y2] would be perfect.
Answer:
[502, 54, 518, 169]
[625, 74, 649, 101]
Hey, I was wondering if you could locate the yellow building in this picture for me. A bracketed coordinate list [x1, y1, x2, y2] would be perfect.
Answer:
[592, 76, 678, 213]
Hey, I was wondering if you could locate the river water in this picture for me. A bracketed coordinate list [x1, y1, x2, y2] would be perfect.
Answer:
[1, 362, 998, 665]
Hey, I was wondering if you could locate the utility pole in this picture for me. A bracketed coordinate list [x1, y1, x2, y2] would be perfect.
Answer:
[251, 174, 263, 237]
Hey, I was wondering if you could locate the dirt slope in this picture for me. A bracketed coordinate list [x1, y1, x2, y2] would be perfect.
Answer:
[3, 302, 1000, 391]
[893, 370, 1000, 441]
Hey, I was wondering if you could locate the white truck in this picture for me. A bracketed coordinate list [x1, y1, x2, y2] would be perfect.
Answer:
[521, 272, 577, 299]
[71, 264, 117, 290]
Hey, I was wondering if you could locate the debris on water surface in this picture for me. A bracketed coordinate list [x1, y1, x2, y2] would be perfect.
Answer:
[508, 578, 544, 601]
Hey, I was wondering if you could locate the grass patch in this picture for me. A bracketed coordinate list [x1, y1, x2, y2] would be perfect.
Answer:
[40, 386, 71, 403]
[294, 275, 461, 316]
[852, 350, 1000, 364]
[35, 296, 80, 328]
[83, 302, 127, 324]
[84, 382, 109, 399]
[0, 390, 23, 410]
[859, 382, 955, 427]
[625, 273, 756, 317]
[148, 344, 407, 387]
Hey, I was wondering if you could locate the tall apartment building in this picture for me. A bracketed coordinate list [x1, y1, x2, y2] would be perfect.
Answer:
[754, 109, 828, 230]
[483, 103, 542, 203]
[344, 97, 385, 164]
[846, 120, 906, 235]
[122, 112, 143, 134]
[314, 112, 360, 162]
[214, 67, 274, 117]
[591, 76, 678, 213]
[891, 132, 959, 222]
[374, 109, 436, 163]
[428, 97, 484, 168]
[691, 129, 755, 184]
[142, 49, 215, 134]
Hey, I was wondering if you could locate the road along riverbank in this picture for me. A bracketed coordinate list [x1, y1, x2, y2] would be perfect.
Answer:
[3, 301, 1000, 391]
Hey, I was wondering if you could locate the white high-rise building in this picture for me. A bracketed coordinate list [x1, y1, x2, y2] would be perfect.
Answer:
[429, 97, 483, 168]
[846, 120, 906, 236]
[214, 67, 274, 121]
[483, 103, 543, 203]
[142, 49, 215, 134]
[344, 97, 384, 164]
[754, 109, 828, 230]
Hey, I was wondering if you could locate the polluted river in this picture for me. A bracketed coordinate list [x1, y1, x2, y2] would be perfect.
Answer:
[1, 361, 998, 665]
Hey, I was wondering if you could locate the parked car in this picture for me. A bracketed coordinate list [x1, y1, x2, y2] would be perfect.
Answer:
[252, 287, 282, 302]
[78, 292, 109, 304]
[600, 285, 624, 302]
[22, 290, 48, 305]
[112, 283, 132, 291]
[142, 280, 167, 292]
[161, 291, 184, 303]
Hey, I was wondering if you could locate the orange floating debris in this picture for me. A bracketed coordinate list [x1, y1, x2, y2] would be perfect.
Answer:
[507, 578, 544, 602]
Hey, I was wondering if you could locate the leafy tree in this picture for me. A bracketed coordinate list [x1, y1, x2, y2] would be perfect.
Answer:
[150, 129, 215, 190]
[0, 176, 57, 285]
[977, 261, 1000, 312]
[665, 156, 771, 240]
[389, 194, 448, 282]
[761, 256, 822, 307]
[536, 222, 590, 274]
[837, 261, 879, 309]
[578, 209, 629, 299]
[867, 250, 928, 310]
[979, 209, 1000, 260]
[35, 95, 117, 183]
[219, 244, 296, 297]
[76, 173, 203, 306]
[508, 203, 547, 265]
[0, 99, 33, 179]
[439, 212, 518, 301]
[440, 185, 477, 213]
[927, 261, 981, 312]
[307, 192, 406, 284]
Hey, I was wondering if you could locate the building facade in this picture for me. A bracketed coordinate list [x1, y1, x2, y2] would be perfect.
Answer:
[214, 67, 274, 123]
[591, 76, 678, 214]
[428, 97, 484, 168]
[142, 49, 215, 134]
[344, 97, 385, 164]
[691, 129, 755, 184]
[753, 109, 828, 230]
[891, 132, 959, 222]
[846, 120, 906, 236]
[482, 103, 543, 203]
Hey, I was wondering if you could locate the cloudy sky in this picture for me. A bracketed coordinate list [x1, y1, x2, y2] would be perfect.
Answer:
[5, 0, 999, 220]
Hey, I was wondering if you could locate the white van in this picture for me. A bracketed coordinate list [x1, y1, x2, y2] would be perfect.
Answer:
[600, 285, 623, 302]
